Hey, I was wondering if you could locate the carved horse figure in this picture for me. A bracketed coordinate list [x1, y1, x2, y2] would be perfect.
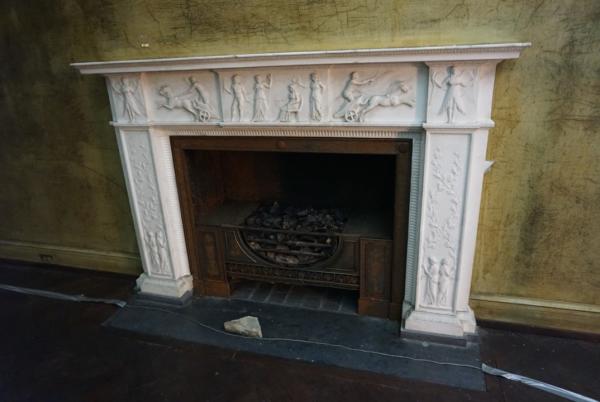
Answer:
[158, 83, 214, 122]
[359, 80, 415, 119]
[340, 80, 415, 122]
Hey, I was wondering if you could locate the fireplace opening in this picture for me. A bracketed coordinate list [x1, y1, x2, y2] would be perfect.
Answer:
[172, 136, 411, 320]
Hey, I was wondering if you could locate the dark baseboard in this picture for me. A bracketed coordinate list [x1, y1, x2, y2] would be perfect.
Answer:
[0, 258, 137, 279]
[477, 319, 600, 343]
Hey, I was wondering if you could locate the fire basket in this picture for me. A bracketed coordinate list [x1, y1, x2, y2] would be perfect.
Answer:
[239, 202, 347, 268]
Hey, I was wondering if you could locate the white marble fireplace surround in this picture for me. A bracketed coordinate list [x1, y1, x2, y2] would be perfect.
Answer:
[73, 43, 529, 338]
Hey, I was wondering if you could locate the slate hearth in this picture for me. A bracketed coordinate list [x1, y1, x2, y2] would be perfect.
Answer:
[105, 295, 485, 391]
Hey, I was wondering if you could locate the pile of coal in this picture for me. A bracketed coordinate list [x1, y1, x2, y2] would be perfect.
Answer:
[244, 202, 346, 233]
[241, 202, 347, 267]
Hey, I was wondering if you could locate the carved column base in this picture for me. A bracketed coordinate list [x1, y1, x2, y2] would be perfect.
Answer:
[404, 307, 476, 338]
[136, 273, 194, 299]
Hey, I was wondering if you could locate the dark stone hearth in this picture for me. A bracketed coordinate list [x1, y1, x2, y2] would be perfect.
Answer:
[108, 294, 486, 390]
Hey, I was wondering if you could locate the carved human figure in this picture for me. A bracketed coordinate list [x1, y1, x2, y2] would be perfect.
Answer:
[423, 256, 440, 306]
[252, 74, 272, 122]
[431, 66, 476, 123]
[334, 71, 376, 119]
[145, 231, 160, 272]
[309, 72, 325, 121]
[155, 230, 169, 274]
[145, 230, 169, 275]
[112, 77, 144, 122]
[187, 76, 218, 120]
[185, 76, 208, 104]
[279, 78, 306, 122]
[437, 258, 455, 306]
[224, 74, 248, 121]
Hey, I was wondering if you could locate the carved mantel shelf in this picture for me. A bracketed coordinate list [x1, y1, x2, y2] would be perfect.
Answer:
[73, 43, 529, 73]
[73, 43, 529, 338]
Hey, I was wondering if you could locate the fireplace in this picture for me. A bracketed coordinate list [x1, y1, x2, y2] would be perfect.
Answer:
[72, 43, 529, 337]
[172, 136, 411, 319]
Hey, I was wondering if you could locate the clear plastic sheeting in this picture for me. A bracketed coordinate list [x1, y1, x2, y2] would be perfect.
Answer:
[482, 363, 597, 402]
[0, 283, 127, 308]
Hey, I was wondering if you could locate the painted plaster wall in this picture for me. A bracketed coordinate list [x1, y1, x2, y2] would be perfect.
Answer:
[1, 1, 599, 330]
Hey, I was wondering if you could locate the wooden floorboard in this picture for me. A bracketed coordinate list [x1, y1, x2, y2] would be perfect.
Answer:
[0, 259, 598, 402]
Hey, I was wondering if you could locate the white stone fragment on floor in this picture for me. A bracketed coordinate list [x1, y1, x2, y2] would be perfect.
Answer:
[223, 316, 263, 338]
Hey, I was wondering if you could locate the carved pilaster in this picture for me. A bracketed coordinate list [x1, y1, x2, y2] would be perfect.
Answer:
[402, 130, 471, 335]
[117, 130, 192, 298]
[404, 60, 499, 337]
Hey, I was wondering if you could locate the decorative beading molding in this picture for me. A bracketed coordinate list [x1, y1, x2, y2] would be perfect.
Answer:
[74, 44, 528, 338]
[153, 126, 420, 138]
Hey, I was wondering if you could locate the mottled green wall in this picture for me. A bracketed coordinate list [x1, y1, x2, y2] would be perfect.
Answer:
[1, 1, 599, 328]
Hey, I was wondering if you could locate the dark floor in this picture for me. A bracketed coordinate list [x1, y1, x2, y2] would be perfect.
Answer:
[0, 260, 599, 402]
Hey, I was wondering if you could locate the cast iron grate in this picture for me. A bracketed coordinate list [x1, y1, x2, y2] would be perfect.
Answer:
[239, 202, 347, 268]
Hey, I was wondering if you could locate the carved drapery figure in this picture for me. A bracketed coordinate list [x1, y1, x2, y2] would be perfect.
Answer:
[112, 77, 144, 122]
[224, 74, 248, 121]
[279, 78, 305, 122]
[436, 258, 455, 306]
[252, 74, 272, 122]
[431, 66, 476, 123]
[423, 256, 440, 306]
[309, 73, 325, 121]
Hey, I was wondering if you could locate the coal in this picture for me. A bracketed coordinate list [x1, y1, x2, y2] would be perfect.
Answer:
[244, 202, 346, 233]
[240, 202, 347, 268]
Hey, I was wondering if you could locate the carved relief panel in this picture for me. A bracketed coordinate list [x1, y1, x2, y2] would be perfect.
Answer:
[107, 75, 147, 123]
[426, 63, 479, 124]
[121, 131, 173, 278]
[217, 68, 331, 123]
[129, 64, 426, 125]
[417, 133, 470, 311]
[328, 64, 425, 124]
[145, 71, 222, 122]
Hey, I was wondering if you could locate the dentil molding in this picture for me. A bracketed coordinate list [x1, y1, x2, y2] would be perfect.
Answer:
[73, 43, 529, 338]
